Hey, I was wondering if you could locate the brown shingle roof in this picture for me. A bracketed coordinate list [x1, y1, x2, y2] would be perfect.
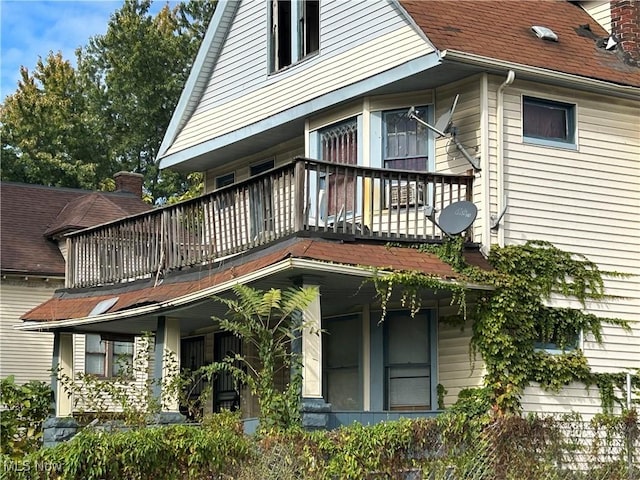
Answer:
[1, 182, 151, 276]
[400, 0, 640, 87]
[21, 238, 486, 323]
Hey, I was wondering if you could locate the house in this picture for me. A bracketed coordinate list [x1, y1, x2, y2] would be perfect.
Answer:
[18, 0, 639, 428]
[1, 173, 150, 385]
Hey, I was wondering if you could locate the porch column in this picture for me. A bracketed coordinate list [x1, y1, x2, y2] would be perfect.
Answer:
[300, 283, 331, 429]
[154, 317, 181, 413]
[302, 284, 322, 398]
[53, 332, 74, 417]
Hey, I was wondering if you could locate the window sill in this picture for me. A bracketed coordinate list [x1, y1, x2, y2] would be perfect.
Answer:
[268, 51, 319, 76]
[523, 136, 577, 151]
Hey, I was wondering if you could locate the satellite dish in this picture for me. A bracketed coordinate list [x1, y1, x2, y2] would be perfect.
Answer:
[434, 94, 459, 136]
[437, 201, 477, 235]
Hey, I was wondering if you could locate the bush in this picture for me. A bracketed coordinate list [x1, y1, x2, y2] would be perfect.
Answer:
[1, 376, 53, 456]
[2, 411, 637, 479]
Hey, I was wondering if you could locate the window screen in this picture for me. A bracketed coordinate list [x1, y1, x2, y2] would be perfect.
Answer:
[385, 314, 431, 410]
[324, 315, 361, 410]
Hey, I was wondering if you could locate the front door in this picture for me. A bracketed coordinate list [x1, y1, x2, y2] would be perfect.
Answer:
[213, 332, 242, 412]
[180, 336, 206, 418]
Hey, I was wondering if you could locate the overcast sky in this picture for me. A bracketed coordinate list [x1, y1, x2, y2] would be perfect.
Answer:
[1, 0, 176, 100]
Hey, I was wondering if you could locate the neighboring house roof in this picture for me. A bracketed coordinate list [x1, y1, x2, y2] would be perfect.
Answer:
[400, 0, 640, 87]
[20, 237, 490, 324]
[1, 182, 151, 277]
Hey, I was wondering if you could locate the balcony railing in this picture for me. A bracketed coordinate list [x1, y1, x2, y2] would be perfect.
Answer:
[66, 158, 473, 288]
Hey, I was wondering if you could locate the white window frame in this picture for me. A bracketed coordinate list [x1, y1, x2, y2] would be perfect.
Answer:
[85, 334, 135, 378]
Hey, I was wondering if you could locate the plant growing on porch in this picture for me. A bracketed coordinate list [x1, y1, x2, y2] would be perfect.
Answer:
[371, 238, 636, 414]
[205, 284, 319, 433]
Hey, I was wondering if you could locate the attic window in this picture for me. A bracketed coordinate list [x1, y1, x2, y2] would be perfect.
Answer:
[269, 0, 319, 72]
[531, 25, 558, 42]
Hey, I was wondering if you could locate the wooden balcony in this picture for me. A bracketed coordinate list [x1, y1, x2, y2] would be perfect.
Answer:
[65, 158, 473, 288]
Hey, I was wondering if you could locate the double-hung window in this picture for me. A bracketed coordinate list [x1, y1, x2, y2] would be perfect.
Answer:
[523, 96, 576, 148]
[270, 0, 320, 72]
[383, 108, 429, 171]
[383, 107, 430, 208]
[85, 334, 134, 378]
[385, 313, 432, 410]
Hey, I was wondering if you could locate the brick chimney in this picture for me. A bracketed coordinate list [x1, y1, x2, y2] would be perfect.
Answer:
[113, 171, 144, 198]
[611, 0, 640, 66]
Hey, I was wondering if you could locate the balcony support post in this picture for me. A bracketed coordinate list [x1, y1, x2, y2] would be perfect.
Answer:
[154, 316, 182, 413]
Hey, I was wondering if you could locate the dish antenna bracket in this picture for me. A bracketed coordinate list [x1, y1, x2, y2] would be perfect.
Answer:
[490, 196, 508, 230]
[408, 94, 481, 171]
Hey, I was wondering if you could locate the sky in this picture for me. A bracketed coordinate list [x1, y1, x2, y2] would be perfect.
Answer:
[0, 0, 175, 101]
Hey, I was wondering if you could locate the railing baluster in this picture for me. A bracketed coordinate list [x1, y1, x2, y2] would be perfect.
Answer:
[65, 159, 472, 288]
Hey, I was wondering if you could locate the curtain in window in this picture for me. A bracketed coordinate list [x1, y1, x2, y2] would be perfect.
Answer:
[523, 102, 568, 141]
[384, 111, 428, 171]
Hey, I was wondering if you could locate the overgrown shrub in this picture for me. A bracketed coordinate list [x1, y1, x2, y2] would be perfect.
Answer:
[1, 410, 637, 479]
[0, 376, 53, 457]
[1, 411, 249, 480]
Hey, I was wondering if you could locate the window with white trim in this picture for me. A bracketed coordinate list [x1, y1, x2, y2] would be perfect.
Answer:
[269, 0, 319, 72]
[85, 334, 134, 378]
[383, 107, 429, 171]
[523, 96, 576, 148]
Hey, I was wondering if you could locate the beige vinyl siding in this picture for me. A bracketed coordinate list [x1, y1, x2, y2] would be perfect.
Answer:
[580, 1, 612, 32]
[0, 279, 60, 384]
[204, 139, 304, 193]
[434, 78, 484, 242]
[501, 80, 640, 417]
[167, 0, 432, 156]
[438, 306, 485, 409]
[71, 335, 154, 413]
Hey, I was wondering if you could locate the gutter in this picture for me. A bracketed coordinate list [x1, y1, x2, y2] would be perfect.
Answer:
[440, 50, 640, 100]
[16, 257, 492, 332]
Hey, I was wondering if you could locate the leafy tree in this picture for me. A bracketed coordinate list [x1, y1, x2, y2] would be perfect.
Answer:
[0, 53, 107, 189]
[77, 0, 216, 202]
[1, 0, 215, 202]
[208, 285, 319, 433]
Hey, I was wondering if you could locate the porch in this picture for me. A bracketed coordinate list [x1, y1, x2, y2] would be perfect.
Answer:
[65, 157, 473, 289]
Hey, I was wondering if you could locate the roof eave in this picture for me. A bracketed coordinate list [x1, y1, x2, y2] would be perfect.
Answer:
[16, 257, 491, 332]
[441, 49, 640, 99]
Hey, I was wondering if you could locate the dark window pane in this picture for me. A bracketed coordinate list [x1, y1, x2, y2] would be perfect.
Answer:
[523, 97, 574, 143]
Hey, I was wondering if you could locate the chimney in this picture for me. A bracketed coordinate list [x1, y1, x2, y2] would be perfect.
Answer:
[113, 171, 144, 198]
[611, 0, 640, 66]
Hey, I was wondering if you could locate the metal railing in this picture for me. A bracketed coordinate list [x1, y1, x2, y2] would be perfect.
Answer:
[66, 158, 473, 288]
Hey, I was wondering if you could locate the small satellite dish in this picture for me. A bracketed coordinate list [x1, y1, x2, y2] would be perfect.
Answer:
[434, 94, 459, 136]
[438, 201, 477, 235]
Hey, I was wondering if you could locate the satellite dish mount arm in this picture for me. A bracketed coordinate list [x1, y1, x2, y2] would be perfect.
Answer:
[408, 96, 481, 171]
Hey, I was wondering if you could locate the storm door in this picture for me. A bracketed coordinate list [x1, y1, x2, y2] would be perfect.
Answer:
[318, 119, 358, 221]
[213, 332, 242, 412]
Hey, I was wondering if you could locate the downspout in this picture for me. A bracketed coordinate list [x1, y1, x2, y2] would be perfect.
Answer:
[480, 73, 490, 255]
[495, 70, 515, 247]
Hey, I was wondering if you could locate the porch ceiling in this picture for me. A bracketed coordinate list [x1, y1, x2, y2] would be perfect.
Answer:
[18, 236, 491, 334]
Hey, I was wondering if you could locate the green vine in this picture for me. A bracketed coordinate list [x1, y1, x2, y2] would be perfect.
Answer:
[370, 238, 636, 414]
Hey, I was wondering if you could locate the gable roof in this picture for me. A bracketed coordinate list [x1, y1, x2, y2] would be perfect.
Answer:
[1, 183, 151, 277]
[20, 237, 490, 326]
[399, 0, 640, 87]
